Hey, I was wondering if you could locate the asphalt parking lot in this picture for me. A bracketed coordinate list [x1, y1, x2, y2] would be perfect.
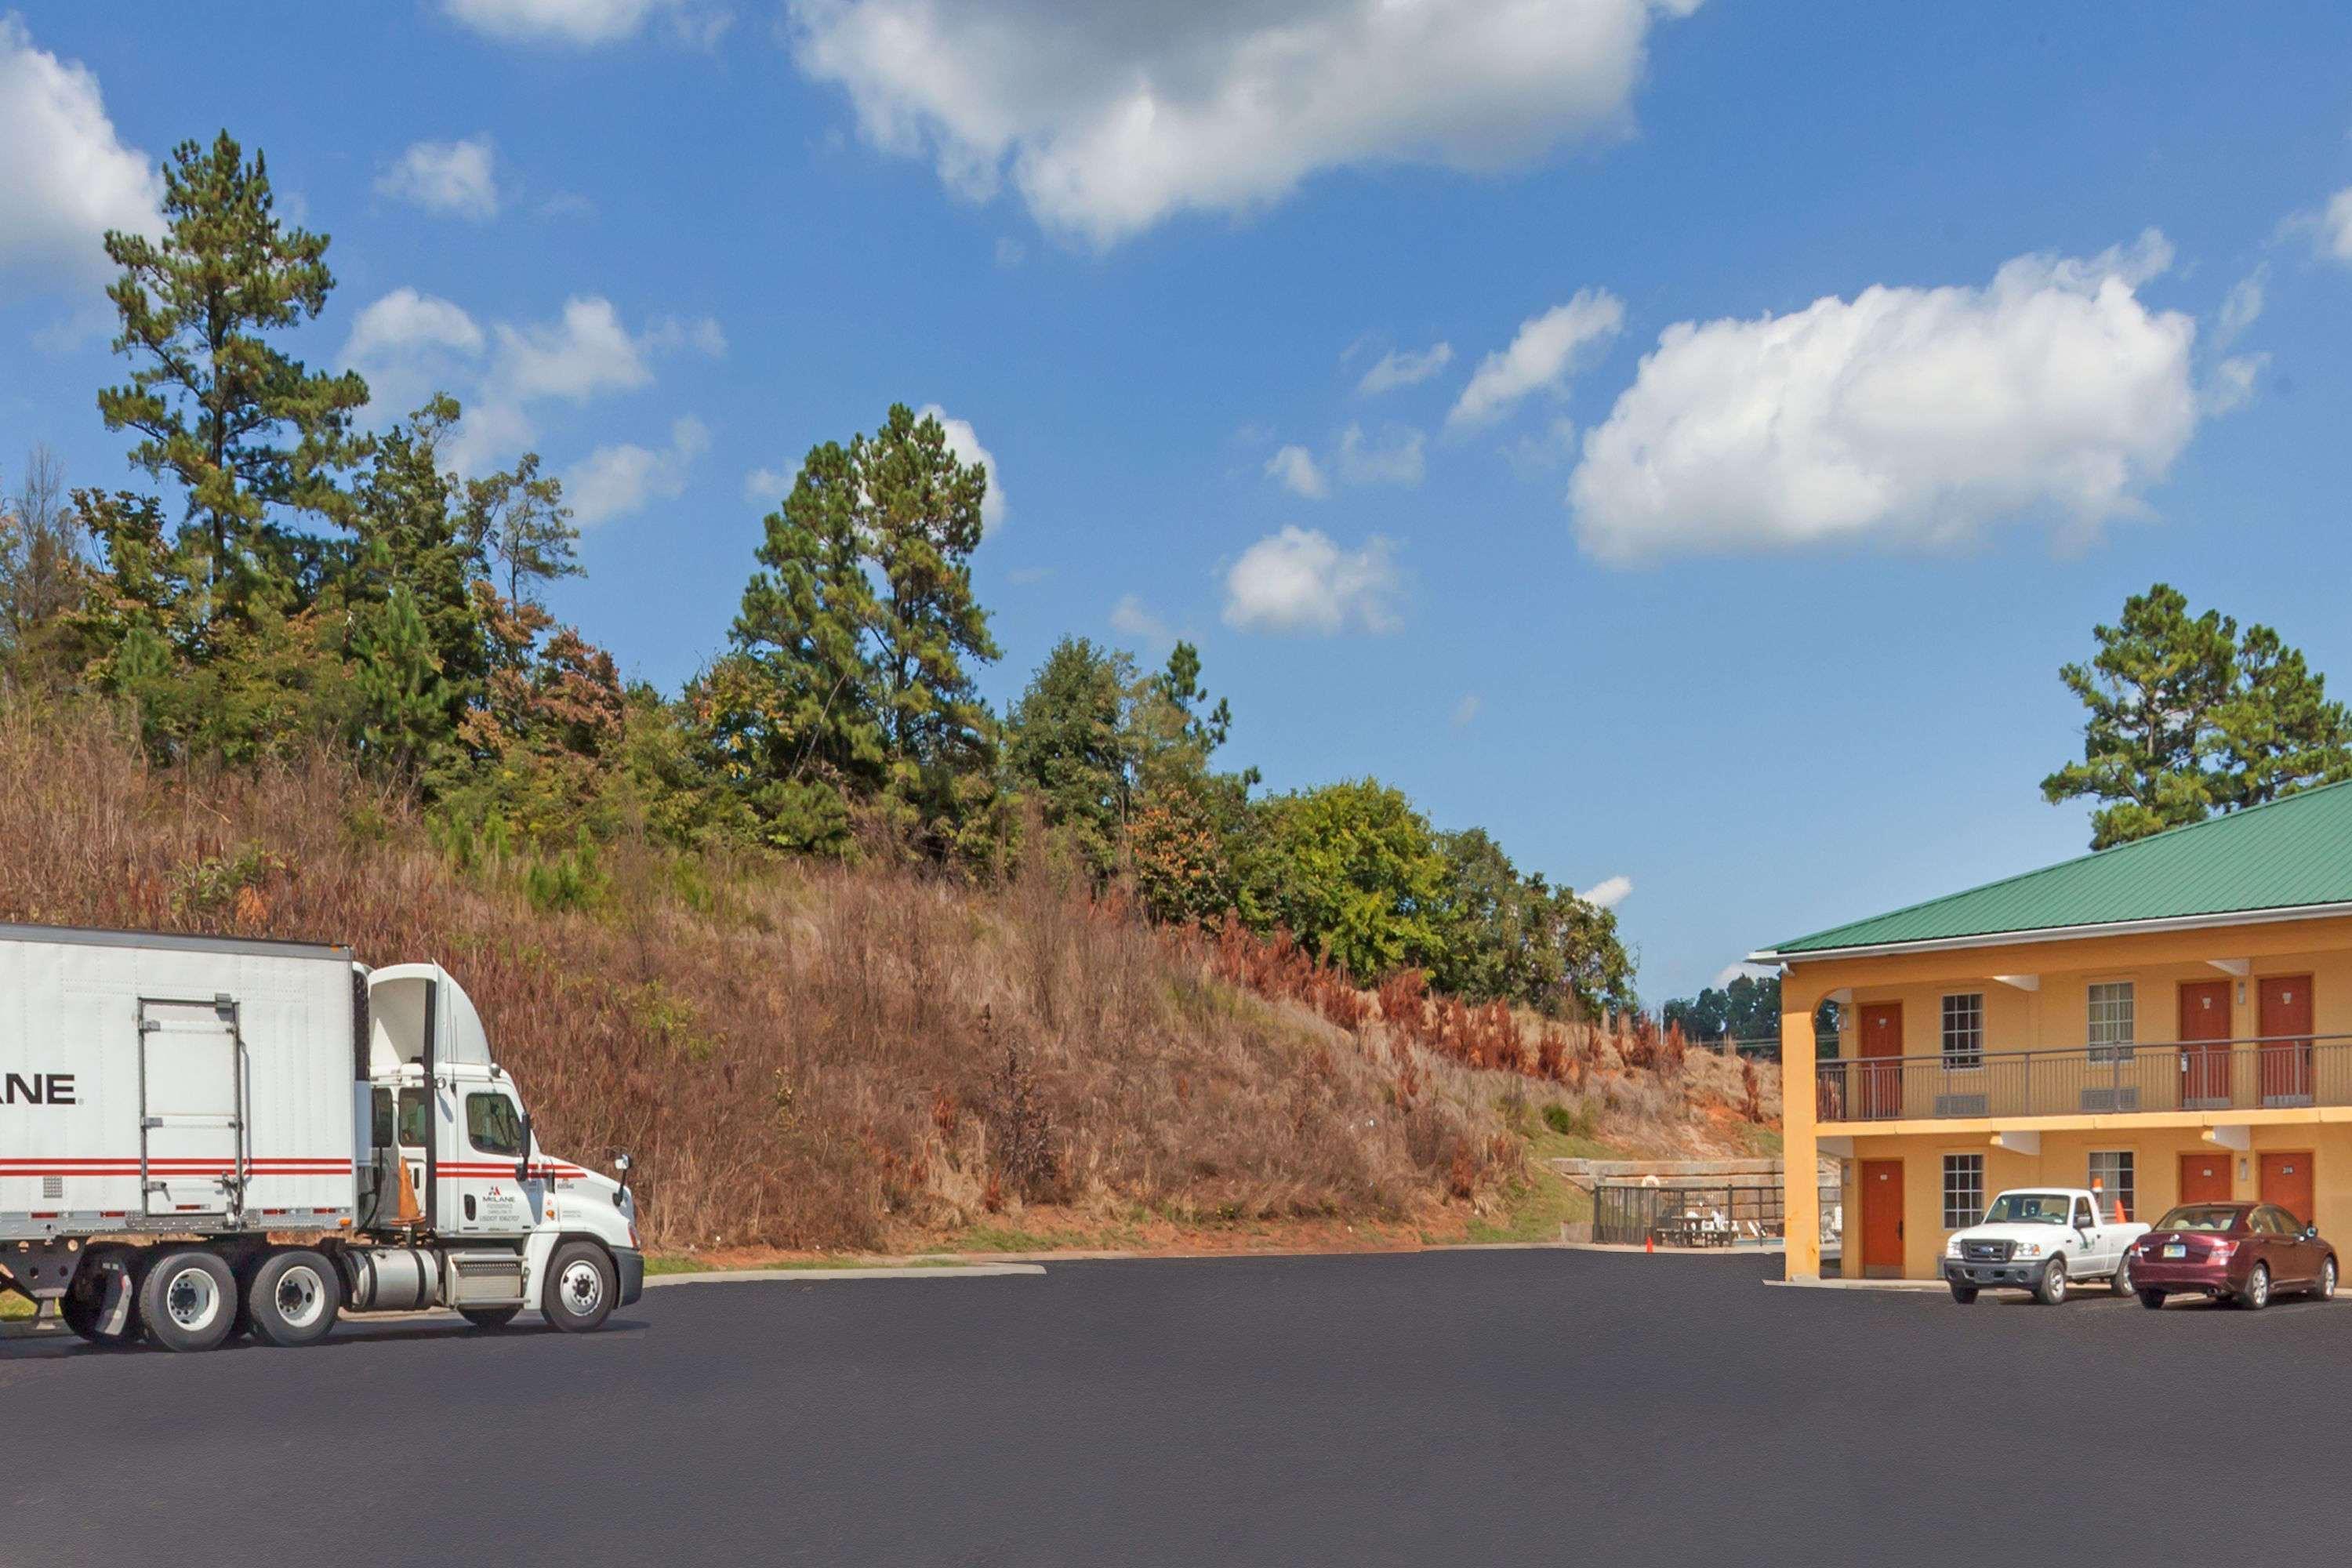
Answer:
[5, 1249, 2347, 1566]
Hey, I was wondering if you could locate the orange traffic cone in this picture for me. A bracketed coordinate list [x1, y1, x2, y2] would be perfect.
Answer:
[1645, 1232, 1654, 1254]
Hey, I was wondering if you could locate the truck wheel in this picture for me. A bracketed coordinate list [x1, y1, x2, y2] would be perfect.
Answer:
[138, 1249, 238, 1352]
[2110, 1254, 2135, 1297]
[2241, 1262, 2270, 1310]
[1947, 1283, 1978, 1305]
[542, 1242, 615, 1333]
[2034, 1257, 2068, 1305]
[2138, 1289, 2167, 1311]
[247, 1250, 342, 1348]
[460, 1306, 521, 1330]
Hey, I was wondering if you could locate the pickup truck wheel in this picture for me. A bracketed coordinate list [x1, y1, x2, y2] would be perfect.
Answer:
[2111, 1253, 2135, 1297]
[542, 1242, 615, 1334]
[138, 1249, 238, 1352]
[247, 1250, 342, 1348]
[1947, 1283, 1978, 1305]
[2241, 1262, 2270, 1310]
[2137, 1289, 2167, 1311]
[460, 1306, 521, 1330]
[2034, 1256, 2068, 1305]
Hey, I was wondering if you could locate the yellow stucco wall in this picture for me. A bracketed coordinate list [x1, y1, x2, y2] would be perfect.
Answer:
[1780, 913, 2352, 1281]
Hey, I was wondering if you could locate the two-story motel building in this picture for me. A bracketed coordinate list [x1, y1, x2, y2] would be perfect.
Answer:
[1762, 781, 2352, 1281]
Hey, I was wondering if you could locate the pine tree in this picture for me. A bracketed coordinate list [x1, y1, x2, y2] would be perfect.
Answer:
[464, 452, 579, 607]
[348, 397, 490, 731]
[350, 584, 452, 775]
[96, 132, 369, 630]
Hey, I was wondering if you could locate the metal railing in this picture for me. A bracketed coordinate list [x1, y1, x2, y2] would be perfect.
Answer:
[1592, 1178, 1805, 1247]
[1815, 1033, 2352, 1123]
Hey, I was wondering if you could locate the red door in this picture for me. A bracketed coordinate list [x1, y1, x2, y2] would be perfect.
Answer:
[1860, 1160, 1904, 1276]
[2260, 1152, 2315, 1229]
[1858, 1003, 1904, 1120]
[2259, 977, 2314, 1105]
[2179, 1151, 2231, 1206]
[2178, 979, 2233, 1107]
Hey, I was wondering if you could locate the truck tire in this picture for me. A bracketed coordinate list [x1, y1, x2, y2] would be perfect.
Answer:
[2241, 1261, 2270, 1310]
[460, 1306, 522, 1330]
[542, 1241, 616, 1333]
[2034, 1256, 2067, 1305]
[138, 1249, 238, 1352]
[247, 1250, 342, 1348]
[1947, 1283, 1978, 1305]
[2110, 1253, 2135, 1297]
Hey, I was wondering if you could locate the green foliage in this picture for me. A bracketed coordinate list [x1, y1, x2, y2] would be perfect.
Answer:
[1426, 826, 1632, 1018]
[2045, 583, 2352, 848]
[0, 447, 91, 674]
[1255, 779, 1454, 981]
[463, 452, 579, 607]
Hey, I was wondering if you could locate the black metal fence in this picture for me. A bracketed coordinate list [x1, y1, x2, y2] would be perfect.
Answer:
[1593, 1179, 1793, 1247]
[1816, 1033, 2352, 1124]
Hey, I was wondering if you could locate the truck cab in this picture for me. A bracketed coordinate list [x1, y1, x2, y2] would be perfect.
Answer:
[1942, 1187, 2151, 1305]
[360, 964, 644, 1327]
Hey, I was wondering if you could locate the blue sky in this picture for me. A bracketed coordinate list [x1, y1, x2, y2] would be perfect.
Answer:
[3, 2, 2350, 1004]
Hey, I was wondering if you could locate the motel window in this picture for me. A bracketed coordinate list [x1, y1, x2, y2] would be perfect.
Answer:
[2088, 1151, 2135, 1221]
[1942, 1155, 1984, 1229]
[2087, 982, 2136, 1062]
[1940, 993, 1984, 1069]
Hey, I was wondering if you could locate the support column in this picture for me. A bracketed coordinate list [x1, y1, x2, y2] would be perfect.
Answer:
[1782, 978, 1822, 1281]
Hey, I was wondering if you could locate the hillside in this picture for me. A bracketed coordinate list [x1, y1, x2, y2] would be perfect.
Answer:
[0, 702, 1777, 1257]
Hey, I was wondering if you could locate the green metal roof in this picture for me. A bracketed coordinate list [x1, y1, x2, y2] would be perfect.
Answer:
[1758, 779, 2352, 960]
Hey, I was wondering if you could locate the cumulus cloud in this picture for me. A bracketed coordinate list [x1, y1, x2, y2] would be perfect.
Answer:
[1580, 873, 1632, 910]
[1711, 960, 1773, 989]
[443, 0, 699, 45]
[1109, 593, 1171, 646]
[1569, 232, 2201, 561]
[0, 16, 162, 292]
[1222, 525, 1400, 636]
[787, 0, 1703, 247]
[1265, 444, 1329, 500]
[1357, 341, 1454, 395]
[916, 403, 1007, 534]
[1448, 289, 1624, 431]
[1337, 423, 1425, 487]
[742, 464, 794, 505]
[376, 136, 501, 220]
[566, 416, 710, 525]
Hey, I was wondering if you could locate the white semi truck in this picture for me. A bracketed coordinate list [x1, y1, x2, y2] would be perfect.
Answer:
[0, 922, 642, 1351]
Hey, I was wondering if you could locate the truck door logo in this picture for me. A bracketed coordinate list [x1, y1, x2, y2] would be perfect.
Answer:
[2, 1073, 74, 1105]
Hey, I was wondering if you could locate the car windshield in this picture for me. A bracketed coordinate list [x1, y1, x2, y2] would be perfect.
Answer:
[1981, 1192, 2072, 1225]
[2153, 1206, 2241, 1233]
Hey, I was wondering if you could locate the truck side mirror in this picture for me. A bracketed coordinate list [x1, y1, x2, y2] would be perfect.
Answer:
[515, 1110, 534, 1185]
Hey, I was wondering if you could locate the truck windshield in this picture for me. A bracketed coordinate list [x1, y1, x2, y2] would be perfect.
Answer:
[1982, 1192, 2071, 1225]
[2153, 1206, 2241, 1233]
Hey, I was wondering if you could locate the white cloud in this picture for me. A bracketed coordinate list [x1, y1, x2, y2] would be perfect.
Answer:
[994, 236, 1026, 268]
[444, 0, 690, 45]
[0, 16, 162, 292]
[2214, 265, 2264, 350]
[1222, 525, 1400, 636]
[1357, 341, 1454, 395]
[916, 403, 1007, 534]
[742, 465, 794, 505]
[1508, 415, 1581, 474]
[1337, 423, 1425, 487]
[1109, 593, 1171, 646]
[490, 296, 656, 403]
[566, 415, 710, 526]
[787, 0, 1704, 248]
[1448, 289, 1624, 431]
[1570, 232, 2201, 561]
[2318, 186, 2352, 264]
[376, 136, 501, 220]
[1580, 873, 1632, 910]
[642, 314, 729, 358]
[2202, 353, 2266, 416]
[342, 288, 488, 416]
[1450, 693, 1481, 728]
[1711, 960, 1773, 989]
[1265, 444, 1330, 500]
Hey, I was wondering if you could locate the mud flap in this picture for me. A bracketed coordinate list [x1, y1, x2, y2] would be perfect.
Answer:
[96, 1259, 133, 1338]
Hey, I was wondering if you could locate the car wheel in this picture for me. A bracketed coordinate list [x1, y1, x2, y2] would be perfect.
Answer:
[2111, 1253, 2135, 1297]
[1948, 1283, 1978, 1305]
[137, 1249, 238, 1353]
[2316, 1256, 2337, 1301]
[2137, 1289, 2167, 1311]
[246, 1250, 342, 1348]
[2242, 1261, 2270, 1311]
[541, 1242, 615, 1334]
[2035, 1256, 2068, 1305]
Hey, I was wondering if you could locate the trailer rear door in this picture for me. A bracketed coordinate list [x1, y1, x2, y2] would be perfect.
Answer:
[140, 998, 244, 1218]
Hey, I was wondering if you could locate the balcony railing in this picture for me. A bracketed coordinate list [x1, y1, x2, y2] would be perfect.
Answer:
[1815, 1033, 2352, 1124]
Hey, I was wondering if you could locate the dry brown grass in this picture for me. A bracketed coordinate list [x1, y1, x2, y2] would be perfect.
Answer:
[0, 702, 1584, 1252]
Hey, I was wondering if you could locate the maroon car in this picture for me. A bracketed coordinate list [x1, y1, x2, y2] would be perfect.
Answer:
[2128, 1201, 2338, 1309]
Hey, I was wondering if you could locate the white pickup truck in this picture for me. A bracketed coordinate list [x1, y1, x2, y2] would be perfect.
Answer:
[1941, 1188, 2151, 1305]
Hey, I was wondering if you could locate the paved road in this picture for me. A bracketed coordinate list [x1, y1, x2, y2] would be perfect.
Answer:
[6, 1250, 2348, 1566]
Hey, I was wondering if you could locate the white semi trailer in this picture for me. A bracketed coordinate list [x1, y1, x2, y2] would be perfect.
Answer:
[0, 923, 642, 1351]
